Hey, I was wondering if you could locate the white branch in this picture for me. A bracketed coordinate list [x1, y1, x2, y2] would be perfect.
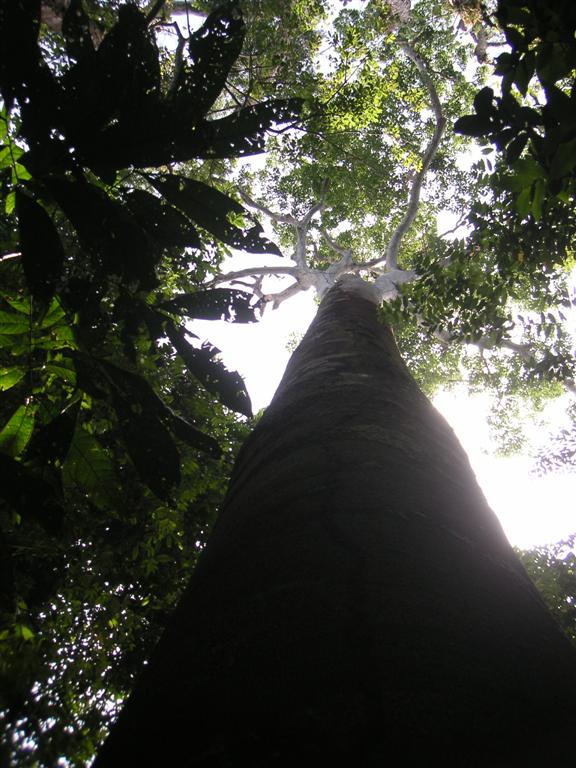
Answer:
[204, 266, 299, 289]
[370, 41, 446, 272]
[237, 189, 296, 226]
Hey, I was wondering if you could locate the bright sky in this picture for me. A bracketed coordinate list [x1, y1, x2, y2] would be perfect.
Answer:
[194, 267, 575, 551]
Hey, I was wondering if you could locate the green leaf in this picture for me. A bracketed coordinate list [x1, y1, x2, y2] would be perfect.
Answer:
[0, 309, 30, 335]
[0, 404, 36, 457]
[62, 425, 119, 507]
[16, 190, 65, 303]
[0, 366, 26, 391]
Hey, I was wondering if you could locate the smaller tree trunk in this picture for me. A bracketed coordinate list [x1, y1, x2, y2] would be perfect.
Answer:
[96, 278, 576, 767]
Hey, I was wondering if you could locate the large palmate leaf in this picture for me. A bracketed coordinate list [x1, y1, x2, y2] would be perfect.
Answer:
[16, 190, 64, 302]
[151, 175, 281, 255]
[167, 323, 252, 417]
[159, 288, 259, 323]
[85, 356, 221, 459]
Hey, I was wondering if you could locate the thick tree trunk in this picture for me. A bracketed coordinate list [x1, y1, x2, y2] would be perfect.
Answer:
[96, 278, 576, 766]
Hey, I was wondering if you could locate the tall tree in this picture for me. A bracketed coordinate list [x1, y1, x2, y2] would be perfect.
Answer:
[96, 0, 576, 764]
[96, 275, 576, 765]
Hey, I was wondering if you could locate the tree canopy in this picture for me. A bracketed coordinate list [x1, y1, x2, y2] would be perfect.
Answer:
[1, 0, 575, 764]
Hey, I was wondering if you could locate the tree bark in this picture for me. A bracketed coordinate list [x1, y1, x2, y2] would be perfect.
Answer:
[96, 278, 576, 766]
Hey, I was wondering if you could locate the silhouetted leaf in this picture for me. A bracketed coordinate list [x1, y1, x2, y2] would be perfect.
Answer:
[473, 87, 495, 116]
[151, 175, 281, 255]
[167, 323, 252, 416]
[0, 0, 41, 109]
[16, 190, 64, 303]
[0, 453, 64, 534]
[62, 0, 94, 62]
[169, 412, 221, 457]
[26, 401, 80, 465]
[190, 98, 303, 159]
[454, 114, 493, 137]
[173, 2, 245, 121]
[60, 4, 160, 142]
[45, 177, 158, 288]
[123, 189, 202, 250]
[159, 288, 258, 322]
[114, 400, 181, 500]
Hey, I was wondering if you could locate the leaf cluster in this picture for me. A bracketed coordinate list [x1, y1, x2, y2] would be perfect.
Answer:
[455, 0, 576, 225]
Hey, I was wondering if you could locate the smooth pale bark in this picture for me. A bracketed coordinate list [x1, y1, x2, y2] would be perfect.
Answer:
[96, 279, 576, 766]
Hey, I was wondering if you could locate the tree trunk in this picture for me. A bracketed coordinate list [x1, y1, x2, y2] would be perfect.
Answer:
[96, 278, 576, 767]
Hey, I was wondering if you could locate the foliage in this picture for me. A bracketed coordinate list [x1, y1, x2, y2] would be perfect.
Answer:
[455, 0, 576, 224]
[518, 534, 576, 646]
[0, 1, 300, 764]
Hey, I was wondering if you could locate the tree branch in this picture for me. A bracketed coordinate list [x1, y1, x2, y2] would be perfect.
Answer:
[204, 266, 299, 289]
[379, 41, 446, 271]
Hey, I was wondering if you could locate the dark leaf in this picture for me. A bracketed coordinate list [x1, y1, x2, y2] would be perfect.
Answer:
[152, 175, 281, 255]
[188, 98, 303, 160]
[114, 400, 181, 500]
[172, 2, 245, 121]
[169, 412, 221, 457]
[167, 323, 252, 417]
[0, 0, 41, 109]
[159, 288, 259, 323]
[473, 87, 495, 116]
[45, 177, 158, 288]
[60, 5, 161, 146]
[16, 190, 65, 303]
[0, 453, 64, 534]
[505, 132, 528, 164]
[453, 114, 492, 138]
[123, 189, 202, 250]
[62, 0, 94, 62]
[25, 401, 80, 465]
